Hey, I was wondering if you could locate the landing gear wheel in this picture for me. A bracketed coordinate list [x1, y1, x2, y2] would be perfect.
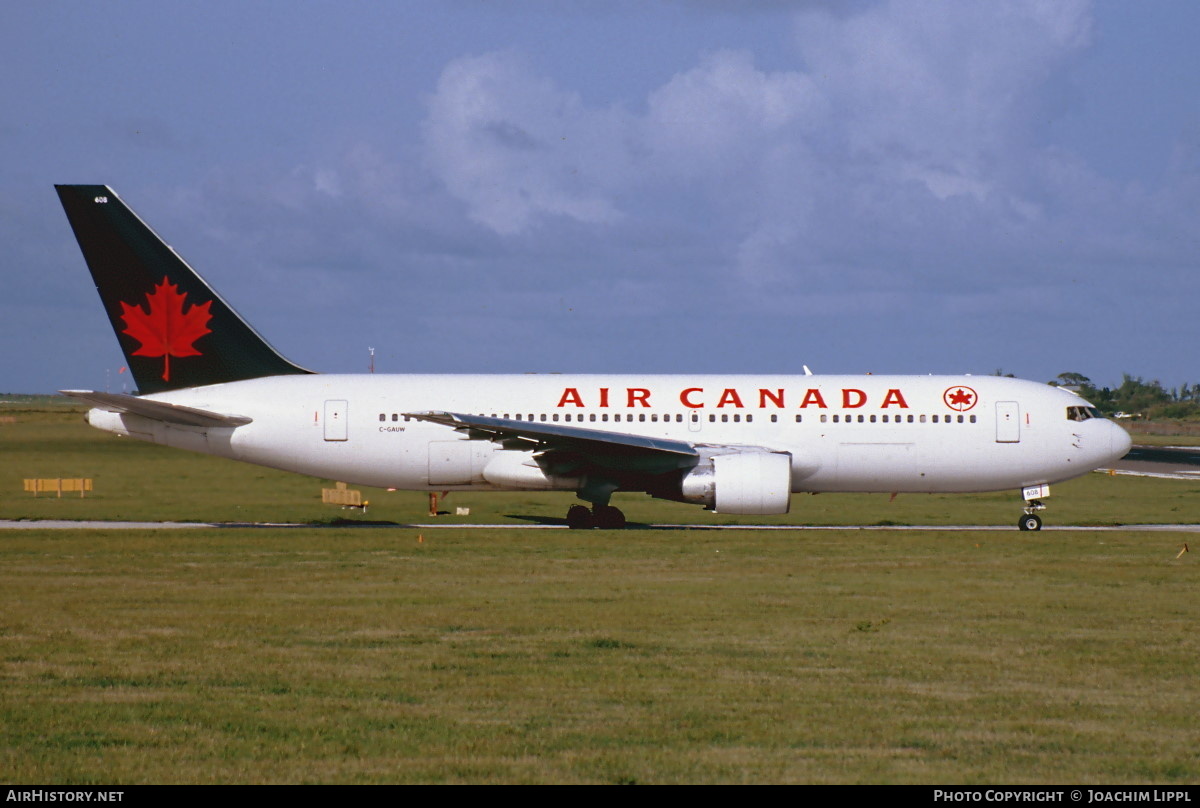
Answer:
[566, 505, 595, 530]
[1018, 513, 1043, 532]
[592, 505, 626, 529]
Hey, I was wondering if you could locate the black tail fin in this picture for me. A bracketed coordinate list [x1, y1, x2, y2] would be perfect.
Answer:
[56, 185, 312, 394]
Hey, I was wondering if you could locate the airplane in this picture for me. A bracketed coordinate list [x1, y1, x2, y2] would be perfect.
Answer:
[54, 184, 1133, 531]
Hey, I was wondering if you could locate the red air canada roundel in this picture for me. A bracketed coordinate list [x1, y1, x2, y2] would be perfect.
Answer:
[119, 276, 213, 381]
[943, 385, 977, 412]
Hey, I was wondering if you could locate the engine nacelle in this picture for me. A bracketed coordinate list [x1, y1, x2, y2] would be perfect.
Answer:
[679, 451, 792, 514]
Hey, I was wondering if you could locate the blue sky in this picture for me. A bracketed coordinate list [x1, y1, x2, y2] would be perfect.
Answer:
[4, 0, 1198, 394]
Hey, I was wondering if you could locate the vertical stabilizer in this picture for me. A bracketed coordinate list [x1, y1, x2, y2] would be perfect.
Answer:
[56, 185, 312, 394]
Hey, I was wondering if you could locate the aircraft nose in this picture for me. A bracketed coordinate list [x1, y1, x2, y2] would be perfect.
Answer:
[1109, 420, 1133, 462]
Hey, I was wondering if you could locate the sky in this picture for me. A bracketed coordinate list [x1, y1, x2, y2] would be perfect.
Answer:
[3, 0, 1199, 394]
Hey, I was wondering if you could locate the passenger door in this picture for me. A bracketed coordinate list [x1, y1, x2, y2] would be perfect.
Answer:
[324, 399, 348, 441]
[995, 401, 1020, 443]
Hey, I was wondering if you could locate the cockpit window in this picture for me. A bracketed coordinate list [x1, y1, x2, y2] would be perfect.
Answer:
[1066, 406, 1103, 421]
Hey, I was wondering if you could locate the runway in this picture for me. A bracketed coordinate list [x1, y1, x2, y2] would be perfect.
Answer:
[3, 520, 1200, 532]
[5, 447, 1197, 533]
[1106, 445, 1200, 480]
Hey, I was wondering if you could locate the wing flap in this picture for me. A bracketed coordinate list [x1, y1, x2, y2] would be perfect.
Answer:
[405, 411, 698, 460]
[60, 390, 252, 428]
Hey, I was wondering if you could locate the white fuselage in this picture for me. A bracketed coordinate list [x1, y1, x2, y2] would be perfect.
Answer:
[84, 374, 1132, 498]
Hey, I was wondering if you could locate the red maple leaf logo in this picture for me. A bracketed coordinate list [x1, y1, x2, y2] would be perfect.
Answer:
[943, 386, 977, 412]
[119, 277, 213, 381]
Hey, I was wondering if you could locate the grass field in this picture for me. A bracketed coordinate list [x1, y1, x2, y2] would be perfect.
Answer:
[5, 401, 1200, 527]
[1, 401, 1198, 783]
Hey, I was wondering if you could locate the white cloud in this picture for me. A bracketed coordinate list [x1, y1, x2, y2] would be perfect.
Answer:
[419, 0, 1100, 292]
[790, 0, 1093, 198]
[642, 49, 824, 181]
[423, 51, 629, 235]
[188, 0, 1183, 374]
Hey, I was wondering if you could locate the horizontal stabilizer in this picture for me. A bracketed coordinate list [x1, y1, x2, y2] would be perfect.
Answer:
[60, 390, 252, 428]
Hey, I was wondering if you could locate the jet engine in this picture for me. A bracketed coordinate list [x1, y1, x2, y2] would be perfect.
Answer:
[677, 450, 793, 514]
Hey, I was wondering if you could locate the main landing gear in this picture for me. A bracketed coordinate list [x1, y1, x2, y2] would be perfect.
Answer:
[1018, 499, 1046, 531]
[566, 504, 627, 530]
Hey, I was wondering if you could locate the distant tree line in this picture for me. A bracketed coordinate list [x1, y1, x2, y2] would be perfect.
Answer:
[1049, 372, 1200, 420]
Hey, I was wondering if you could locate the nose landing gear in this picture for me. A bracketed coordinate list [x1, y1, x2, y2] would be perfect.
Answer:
[1018, 498, 1046, 531]
[1017, 484, 1050, 531]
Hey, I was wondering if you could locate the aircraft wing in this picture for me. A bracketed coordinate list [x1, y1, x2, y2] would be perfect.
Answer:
[405, 410, 699, 474]
[60, 390, 253, 428]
